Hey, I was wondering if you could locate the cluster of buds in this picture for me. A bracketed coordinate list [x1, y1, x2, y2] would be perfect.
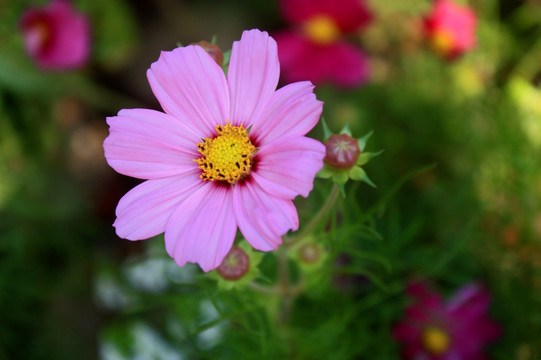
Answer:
[318, 120, 381, 194]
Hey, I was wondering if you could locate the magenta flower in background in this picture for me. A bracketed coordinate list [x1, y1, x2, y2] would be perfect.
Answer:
[19, 0, 90, 70]
[103, 29, 325, 272]
[274, 0, 372, 88]
[423, 0, 477, 60]
[393, 281, 501, 360]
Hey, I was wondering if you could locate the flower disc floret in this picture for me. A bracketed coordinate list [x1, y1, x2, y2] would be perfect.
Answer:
[422, 326, 450, 355]
[303, 15, 340, 44]
[196, 122, 256, 184]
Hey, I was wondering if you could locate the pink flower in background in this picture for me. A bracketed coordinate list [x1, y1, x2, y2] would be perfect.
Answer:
[393, 281, 501, 360]
[274, 0, 372, 88]
[19, 0, 90, 70]
[103, 29, 325, 272]
[424, 0, 477, 60]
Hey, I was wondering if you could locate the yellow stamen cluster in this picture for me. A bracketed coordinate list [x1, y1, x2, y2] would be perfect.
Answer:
[195, 122, 256, 184]
[422, 326, 450, 355]
[303, 15, 340, 45]
[430, 30, 455, 57]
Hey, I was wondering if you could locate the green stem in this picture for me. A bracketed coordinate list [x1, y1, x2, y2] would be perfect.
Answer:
[286, 183, 340, 248]
[248, 282, 280, 294]
[277, 245, 292, 325]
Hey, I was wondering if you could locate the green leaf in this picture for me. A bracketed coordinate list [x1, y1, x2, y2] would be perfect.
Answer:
[363, 163, 437, 219]
[348, 249, 392, 273]
[335, 266, 390, 292]
[356, 225, 384, 241]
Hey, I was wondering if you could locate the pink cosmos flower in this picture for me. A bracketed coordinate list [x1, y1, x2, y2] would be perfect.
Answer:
[423, 0, 477, 60]
[19, 0, 90, 70]
[393, 281, 501, 360]
[103, 29, 325, 272]
[274, 0, 372, 88]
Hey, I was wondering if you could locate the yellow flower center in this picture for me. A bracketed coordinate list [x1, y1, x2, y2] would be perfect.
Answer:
[422, 326, 450, 355]
[430, 29, 455, 57]
[303, 15, 340, 44]
[195, 122, 256, 184]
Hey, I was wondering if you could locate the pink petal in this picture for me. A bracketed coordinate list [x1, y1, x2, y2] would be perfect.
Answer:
[164, 183, 237, 272]
[227, 29, 280, 127]
[233, 180, 298, 251]
[251, 136, 325, 199]
[447, 283, 491, 319]
[113, 170, 204, 240]
[104, 108, 201, 179]
[275, 32, 370, 88]
[451, 318, 501, 357]
[407, 281, 445, 306]
[250, 81, 323, 146]
[392, 322, 421, 343]
[280, 0, 372, 33]
[147, 45, 229, 137]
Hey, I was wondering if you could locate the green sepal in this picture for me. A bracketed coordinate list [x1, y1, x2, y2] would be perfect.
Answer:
[357, 130, 374, 152]
[349, 166, 377, 188]
[339, 122, 353, 136]
[321, 118, 333, 140]
[363, 175, 377, 188]
[176, 41, 184, 48]
[333, 171, 349, 185]
[317, 164, 334, 179]
[356, 153, 372, 167]
[356, 149, 384, 166]
[338, 183, 346, 198]
[348, 166, 367, 181]
[221, 49, 232, 74]
[210, 35, 217, 44]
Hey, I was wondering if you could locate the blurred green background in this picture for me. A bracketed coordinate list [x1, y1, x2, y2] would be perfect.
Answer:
[1, 0, 541, 359]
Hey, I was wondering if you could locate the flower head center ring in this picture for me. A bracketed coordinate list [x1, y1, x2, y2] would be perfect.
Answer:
[196, 121, 256, 184]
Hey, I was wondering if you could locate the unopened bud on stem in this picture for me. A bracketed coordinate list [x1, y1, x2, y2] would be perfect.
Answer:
[192, 40, 224, 66]
[216, 246, 250, 280]
[324, 133, 361, 169]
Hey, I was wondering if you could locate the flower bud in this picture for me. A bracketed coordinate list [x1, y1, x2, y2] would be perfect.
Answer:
[298, 243, 321, 264]
[216, 246, 249, 280]
[324, 133, 361, 169]
[192, 41, 224, 66]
